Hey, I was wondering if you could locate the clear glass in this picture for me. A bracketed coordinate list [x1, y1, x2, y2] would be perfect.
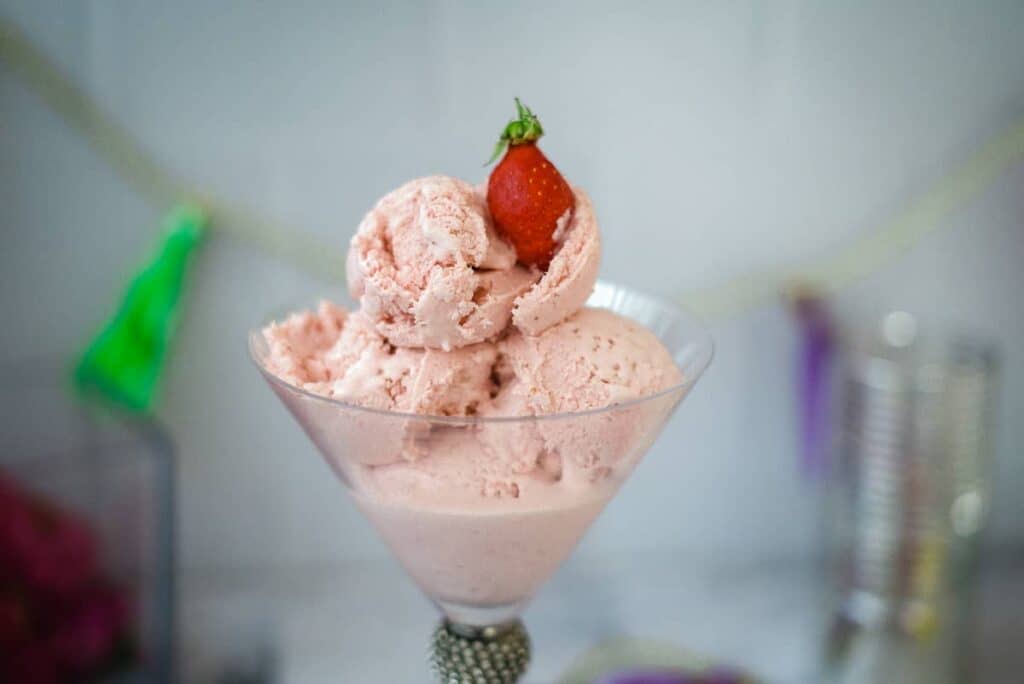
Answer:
[0, 360, 175, 683]
[249, 281, 713, 630]
[824, 312, 998, 684]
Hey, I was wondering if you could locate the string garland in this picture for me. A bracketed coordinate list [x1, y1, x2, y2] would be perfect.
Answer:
[3, 15, 1022, 324]
[684, 118, 1024, 319]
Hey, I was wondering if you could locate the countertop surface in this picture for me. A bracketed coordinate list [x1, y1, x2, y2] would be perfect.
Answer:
[181, 551, 1023, 683]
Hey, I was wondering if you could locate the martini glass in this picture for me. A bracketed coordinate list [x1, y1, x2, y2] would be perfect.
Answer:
[249, 281, 713, 683]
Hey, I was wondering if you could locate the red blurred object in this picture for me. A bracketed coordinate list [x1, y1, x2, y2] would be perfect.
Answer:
[52, 587, 118, 674]
[12, 501, 97, 601]
[0, 471, 133, 682]
[0, 588, 31, 649]
[2, 642, 61, 684]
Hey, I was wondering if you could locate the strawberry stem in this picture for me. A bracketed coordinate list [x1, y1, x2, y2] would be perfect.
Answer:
[486, 98, 544, 165]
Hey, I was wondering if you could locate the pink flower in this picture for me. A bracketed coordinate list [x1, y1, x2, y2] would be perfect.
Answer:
[0, 588, 31, 649]
[0, 641, 60, 684]
[50, 583, 128, 675]
[0, 474, 98, 600]
[0, 474, 137, 680]
[0, 474, 32, 582]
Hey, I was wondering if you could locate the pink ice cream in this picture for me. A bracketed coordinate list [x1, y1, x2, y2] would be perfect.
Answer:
[257, 173, 685, 623]
[511, 188, 602, 336]
[347, 176, 600, 349]
[262, 300, 498, 468]
[263, 302, 497, 417]
[350, 309, 682, 613]
[262, 302, 684, 617]
[348, 307, 682, 505]
[496, 308, 681, 415]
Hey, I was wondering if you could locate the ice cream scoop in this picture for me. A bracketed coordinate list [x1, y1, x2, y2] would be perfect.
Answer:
[511, 187, 601, 336]
[347, 176, 536, 350]
[263, 301, 498, 417]
[497, 307, 681, 415]
[347, 176, 600, 350]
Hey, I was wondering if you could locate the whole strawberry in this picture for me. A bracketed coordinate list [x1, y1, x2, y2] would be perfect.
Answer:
[486, 98, 575, 269]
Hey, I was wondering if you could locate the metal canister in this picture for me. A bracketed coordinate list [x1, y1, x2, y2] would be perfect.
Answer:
[824, 312, 998, 684]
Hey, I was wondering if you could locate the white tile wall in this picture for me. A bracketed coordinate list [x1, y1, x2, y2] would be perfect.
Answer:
[2, 0, 1023, 573]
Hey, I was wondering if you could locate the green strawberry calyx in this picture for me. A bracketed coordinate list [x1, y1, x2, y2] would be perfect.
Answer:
[486, 97, 544, 165]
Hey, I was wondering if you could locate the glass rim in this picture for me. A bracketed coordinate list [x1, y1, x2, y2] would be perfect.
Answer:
[247, 280, 714, 425]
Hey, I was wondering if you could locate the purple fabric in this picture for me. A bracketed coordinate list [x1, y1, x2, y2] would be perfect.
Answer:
[593, 668, 746, 684]
[792, 294, 835, 482]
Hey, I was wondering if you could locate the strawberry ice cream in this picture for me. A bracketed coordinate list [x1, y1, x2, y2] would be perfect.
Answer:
[256, 165, 690, 625]
[346, 176, 600, 350]
[511, 188, 601, 335]
[497, 308, 681, 415]
[263, 301, 497, 417]
[343, 307, 683, 614]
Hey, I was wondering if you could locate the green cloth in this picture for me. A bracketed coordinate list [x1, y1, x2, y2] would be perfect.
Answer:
[74, 204, 206, 411]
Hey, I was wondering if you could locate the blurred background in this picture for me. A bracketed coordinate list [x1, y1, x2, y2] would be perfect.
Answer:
[2, 1, 1022, 682]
